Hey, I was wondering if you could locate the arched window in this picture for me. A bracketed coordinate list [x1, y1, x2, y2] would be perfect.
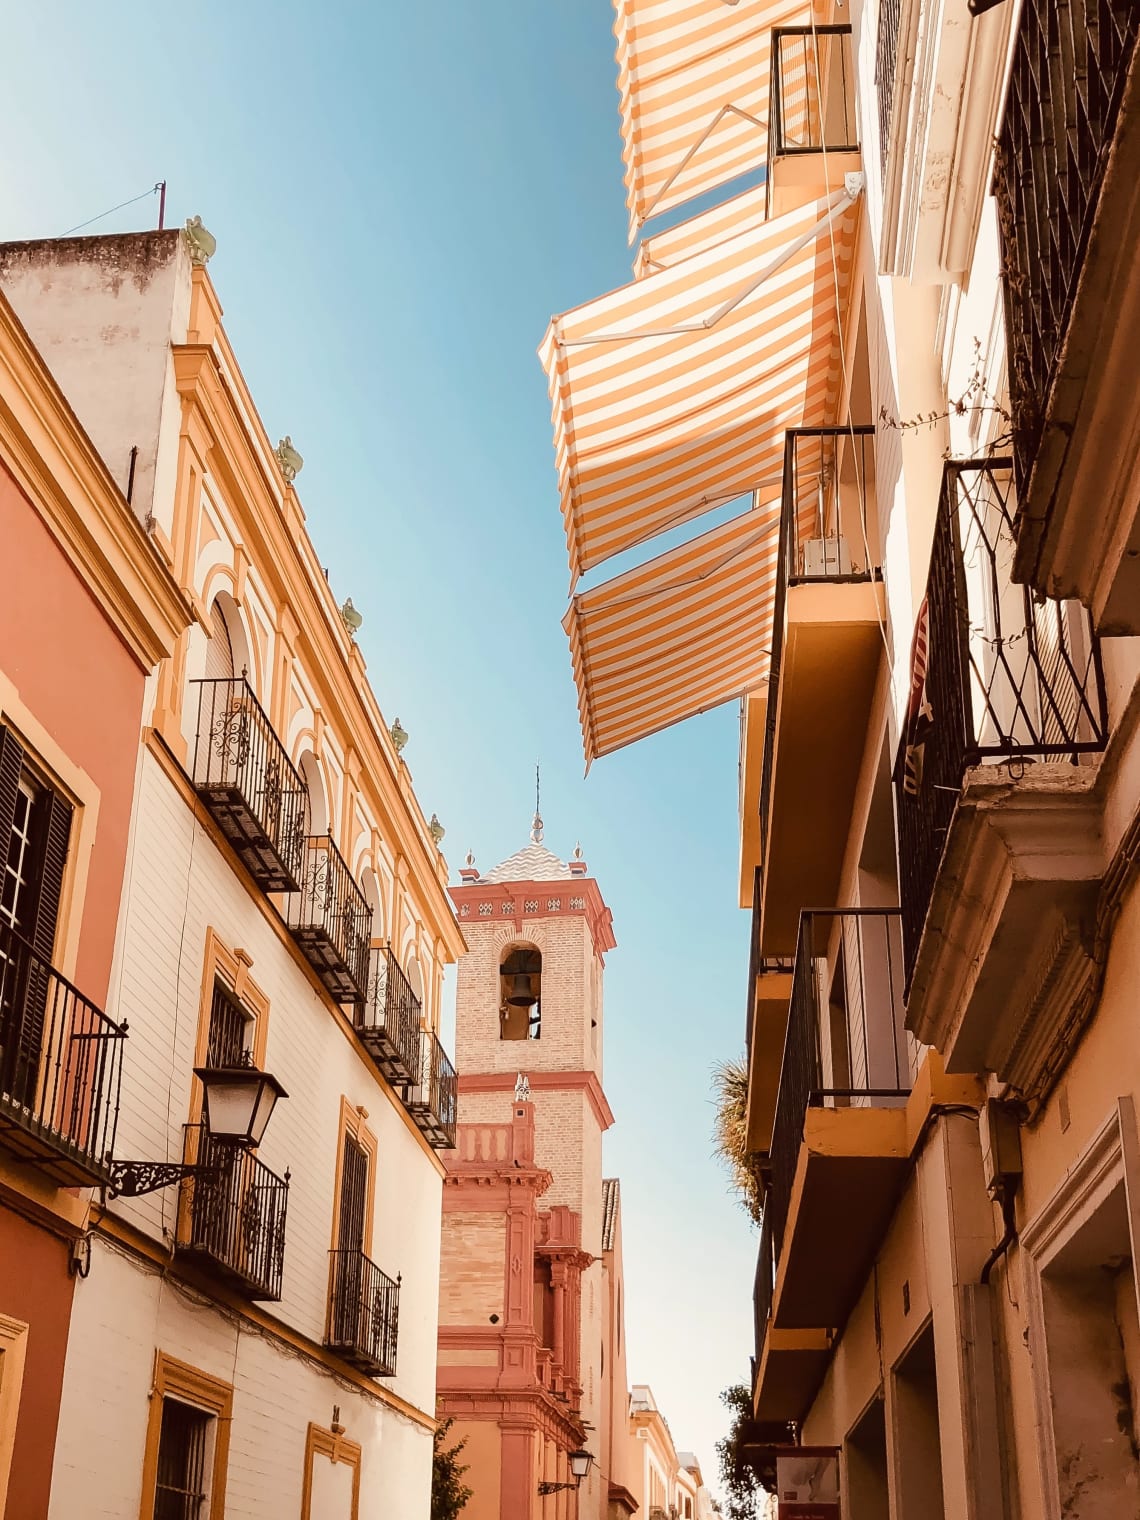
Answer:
[204, 592, 252, 688]
[406, 954, 425, 1016]
[499, 944, 541, 1041]
[361, 868, 385, 944]
[205, 599, 234, 680]
[298, 751, 328, 838]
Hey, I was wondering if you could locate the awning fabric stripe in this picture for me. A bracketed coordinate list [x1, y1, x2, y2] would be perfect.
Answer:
[563, 503, 781, 764]
[539, 188, 860, 584]
[633, 182, 769, 278]
[614, 0, 822, 242]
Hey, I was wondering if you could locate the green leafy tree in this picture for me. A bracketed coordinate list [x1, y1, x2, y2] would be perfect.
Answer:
[716, 1383, 766, 1520]
[431, 1417, 473, 1520]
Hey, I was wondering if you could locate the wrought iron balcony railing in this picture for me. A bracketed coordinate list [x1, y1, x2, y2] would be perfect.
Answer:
[995, 0, 1140, 496]
[759, 426, 878, 866]
[285, 835, 371, 1003]
[894, 460, 1108, 985]
[768, 910, 909, 1263]
[403, 1029, 457, 1149]
[327, 1248, 400, 1377]
[770, 26, 857, 161]
[0, 918, 125, 1187]
[356, 945, 422, 1084]
[754, 1202, 775, 1385]
[191, 678, 308, 893]
[178, 1125, 289, 1301]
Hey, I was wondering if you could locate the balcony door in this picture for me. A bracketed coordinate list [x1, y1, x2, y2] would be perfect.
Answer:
[333, 1132, 371, 1351]
[0, 727, 72, 1110]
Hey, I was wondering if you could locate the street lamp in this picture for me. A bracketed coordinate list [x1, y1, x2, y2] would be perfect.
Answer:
[538, 1448, 594, 1495]
[107, 1062, 288, 1198]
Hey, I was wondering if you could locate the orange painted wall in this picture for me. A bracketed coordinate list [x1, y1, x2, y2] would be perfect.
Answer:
[449, 1419, 502, 1520]
[0, 1207, 75, 1518]
[0, 459, 145, 1003]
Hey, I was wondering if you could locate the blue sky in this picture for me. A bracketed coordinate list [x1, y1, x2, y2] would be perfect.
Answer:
[3, 1, 755, 1483]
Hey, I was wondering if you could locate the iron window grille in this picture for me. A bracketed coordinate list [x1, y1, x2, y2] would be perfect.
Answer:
[153, 1397, 211, 1520]
[893, 460, 1108, 986]
[874, 0, 902, 177]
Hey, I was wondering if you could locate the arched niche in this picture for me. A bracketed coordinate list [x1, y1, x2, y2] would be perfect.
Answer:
[361, 867, 386, 945]
[499, 942, 541, 1041]
[298, 750, 329, 838]
[205, 590, 253, 690]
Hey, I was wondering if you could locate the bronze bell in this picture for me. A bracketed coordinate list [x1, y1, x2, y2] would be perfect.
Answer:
[506, 972, 536, 1007]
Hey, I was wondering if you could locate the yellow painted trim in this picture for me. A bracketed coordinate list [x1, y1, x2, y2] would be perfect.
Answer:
[301, 1422, 362, 1520]
[0, 672, 101, 985]
[139, 1351, 233, 1520]
[92, 1210, 436, 1432]
[164, 326, 463, 962]
[0, 292, 191, 672]
[142, 729, 446, 1178]
[0, 1313, 29, 1517]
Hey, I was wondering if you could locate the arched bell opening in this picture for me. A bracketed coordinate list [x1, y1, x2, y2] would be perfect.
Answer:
[499, 944, 541, 1041]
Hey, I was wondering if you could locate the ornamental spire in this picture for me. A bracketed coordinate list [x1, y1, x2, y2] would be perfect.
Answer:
[530, 761, 543, 844]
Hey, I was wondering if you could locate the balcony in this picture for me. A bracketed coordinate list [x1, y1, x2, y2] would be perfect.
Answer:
[759, 428, 885, 957]
[0, 919, 125, 1187]
[191, 678, 307, 893]
[327, 1248, 399, 1377]
[752, 1199, 830, 1426]
[743, 883, 793, 1160]
[768, 910, 911, 1332]
[403, 1029, 457, 1149]
[285, 835, 371, 1003]
[356, 945, 422, 1084]
[178, 1125, 289, 1300]
[895, 461, 1108, 1093]
[997, 0, 1140, 629]
[767, 26, 859, 217]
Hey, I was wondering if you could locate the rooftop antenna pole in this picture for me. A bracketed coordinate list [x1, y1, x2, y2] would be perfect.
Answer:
[157, 181, 167, 230]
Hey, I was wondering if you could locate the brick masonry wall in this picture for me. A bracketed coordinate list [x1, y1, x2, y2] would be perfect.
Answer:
[439, 1213, 507, 1325]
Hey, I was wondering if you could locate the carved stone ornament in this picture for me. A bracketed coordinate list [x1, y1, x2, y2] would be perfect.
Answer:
[274, 436, 304, 483]
[514, 1072, 531, 1102]
[183, 215, 217, 266]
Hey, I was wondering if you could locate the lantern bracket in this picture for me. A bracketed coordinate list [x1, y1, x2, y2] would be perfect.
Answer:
[106, 1156, 226, 1200]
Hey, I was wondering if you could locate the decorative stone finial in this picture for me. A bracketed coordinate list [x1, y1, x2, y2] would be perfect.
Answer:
[514, 1072, 531, 1102]
[389, 717, 408, 755]
[429, 813, 446, 846]
[340, 597, 363, 636]
[275, 436, 303, 482]
[465, 849, 476, 869]
[183, 215, 216, 266]
[459, 848, 479, 884]
[573, 841, 583, 860]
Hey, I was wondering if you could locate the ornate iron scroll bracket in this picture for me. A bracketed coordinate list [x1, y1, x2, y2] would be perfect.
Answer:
[106, 1158, 223, 1199]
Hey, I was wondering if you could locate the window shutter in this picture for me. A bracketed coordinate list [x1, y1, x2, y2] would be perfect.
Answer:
[0, 725, 25, 856]
[29, 790, 72, 968]
[205, 601, 235, 681]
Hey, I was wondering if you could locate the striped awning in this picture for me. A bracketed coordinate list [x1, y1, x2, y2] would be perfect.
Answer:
[615, 0, 823, 242]
[564, 502, 781, 764]
[539, 183, 861, 584]
[634, 182, 770, 278]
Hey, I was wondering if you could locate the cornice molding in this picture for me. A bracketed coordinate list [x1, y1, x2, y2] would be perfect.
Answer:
[169, 335, 463, 959]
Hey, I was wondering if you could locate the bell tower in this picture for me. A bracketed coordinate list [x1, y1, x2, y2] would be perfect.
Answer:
[437, 811, 617, 1520]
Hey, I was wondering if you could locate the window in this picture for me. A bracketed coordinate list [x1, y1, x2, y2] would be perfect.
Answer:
[141, 1354, 231, 1520]
[0, 726, 72, 952]
[153, 1398, 212, 1520]
[499, 945, 541, 1041]
[0, 727, 73, 1106]
[205, 981, 250, 1069]
[204, 600, 235, 682]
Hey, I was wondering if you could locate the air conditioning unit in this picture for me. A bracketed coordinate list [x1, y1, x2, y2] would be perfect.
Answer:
[800, 535, 852, 578]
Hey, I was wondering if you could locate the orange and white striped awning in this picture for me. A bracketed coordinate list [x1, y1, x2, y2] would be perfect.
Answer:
[564, 501, 781, 764]
[633, 182, 769, 278]
[615, 0, 825, 242]
[539, 182, 861, 584]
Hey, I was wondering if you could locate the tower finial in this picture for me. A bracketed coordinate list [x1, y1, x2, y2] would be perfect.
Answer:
[530, 761, 543, 844]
